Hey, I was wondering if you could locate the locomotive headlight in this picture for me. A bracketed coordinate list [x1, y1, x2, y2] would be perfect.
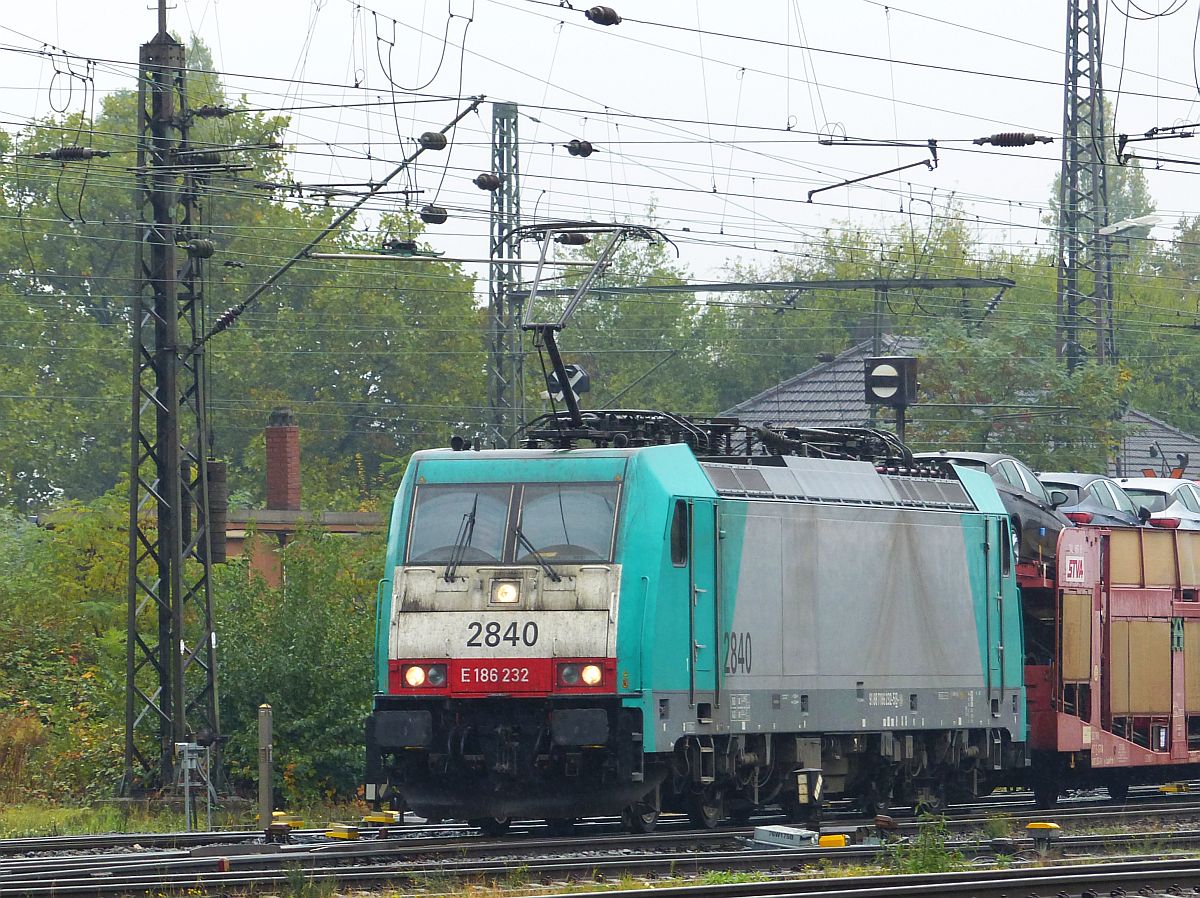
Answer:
[558, 663, 581, 685]
[490, 579, 521, 604]
[403, 665, 427, 688]
[426, 664, 447, 687]
[580, 664, 603, 686]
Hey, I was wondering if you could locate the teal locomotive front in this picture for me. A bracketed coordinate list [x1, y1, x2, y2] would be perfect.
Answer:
[365, 448, 661, 827]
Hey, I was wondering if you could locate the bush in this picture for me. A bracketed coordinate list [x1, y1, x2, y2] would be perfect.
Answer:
[0, 497, 125, 798]
[214, 527, 381, 804]
[0, 713, 45, 799]
[887, 815, 965, 874]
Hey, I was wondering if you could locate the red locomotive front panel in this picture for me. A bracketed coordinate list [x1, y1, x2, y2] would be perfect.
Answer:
[454, 659, 548, 692]
[388, 657, 617, 696]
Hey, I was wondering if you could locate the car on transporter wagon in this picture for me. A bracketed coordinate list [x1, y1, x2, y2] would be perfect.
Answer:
[1115, 477, 1200, 530]
[913, 450, 1071, 568]
[1036, 472, 1149, 528]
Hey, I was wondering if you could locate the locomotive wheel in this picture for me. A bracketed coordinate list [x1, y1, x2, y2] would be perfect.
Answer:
[782, 797, 821, 825]
[621, 805, 659, 834]
[912, 785, 946, 816]
[687, 790, 724, 829]
[728, 805, 754, 826]
[470, 816, 512, 836]
[1032, 780, 1059, 810]
[857, 782, 885, 818]
[545, 817, 578, 836]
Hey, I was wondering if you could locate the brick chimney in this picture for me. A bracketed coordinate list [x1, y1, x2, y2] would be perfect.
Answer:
[265, 408, 301, 511]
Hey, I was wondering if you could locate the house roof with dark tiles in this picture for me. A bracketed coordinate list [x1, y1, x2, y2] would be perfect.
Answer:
[721, 335, 922, 428]
[723, 335, 1200, 481]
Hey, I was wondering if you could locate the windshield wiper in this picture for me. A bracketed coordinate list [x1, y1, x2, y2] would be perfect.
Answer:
[443, 494, 478, 582]
[514, 525, 562, 582]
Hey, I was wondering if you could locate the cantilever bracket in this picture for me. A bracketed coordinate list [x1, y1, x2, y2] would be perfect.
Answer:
[808, 139, 938, 203]
[1117, 124, 1197, 164]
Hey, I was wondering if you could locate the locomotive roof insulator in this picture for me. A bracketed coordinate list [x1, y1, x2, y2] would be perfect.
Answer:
[419, 204, 449, 225]
[419, 131, 449, 151]
[585, 5, 622, 26]
[555, 232, 591, 245]
[474, 172, 501, 191]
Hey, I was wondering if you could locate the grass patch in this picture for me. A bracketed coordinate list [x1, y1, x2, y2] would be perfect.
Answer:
[886, 814, 966, 874]
[283, 863, 337, 898]
[0, 803, 188, 837]
[699, 870, 770, 885]
[982, 813, 1013, 840]
[0, 799, 373, 838]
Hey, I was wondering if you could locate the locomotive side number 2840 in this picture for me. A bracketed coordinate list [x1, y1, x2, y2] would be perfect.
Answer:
[723, 631, 752, 675]
[466, 620, 539, 648]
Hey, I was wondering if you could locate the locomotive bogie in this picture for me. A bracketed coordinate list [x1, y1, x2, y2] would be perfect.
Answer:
[367, 697, 656, 819]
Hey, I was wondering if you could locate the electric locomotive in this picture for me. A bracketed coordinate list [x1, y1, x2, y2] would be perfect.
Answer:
[365, 415, 1028, 832]
[365, 221, 1027, 832]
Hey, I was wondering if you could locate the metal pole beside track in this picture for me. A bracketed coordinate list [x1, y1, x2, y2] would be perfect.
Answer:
[258, 704, 273, 832]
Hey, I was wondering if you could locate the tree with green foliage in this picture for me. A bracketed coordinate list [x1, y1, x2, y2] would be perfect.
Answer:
[908, 318, 1131, 471]
[213, 528, 380, 803]
[0, 492, 128, 796]
[0, 39, 481, 513]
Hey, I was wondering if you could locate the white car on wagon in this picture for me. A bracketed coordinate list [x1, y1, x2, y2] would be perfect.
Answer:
[1115, 477, 1200, 531]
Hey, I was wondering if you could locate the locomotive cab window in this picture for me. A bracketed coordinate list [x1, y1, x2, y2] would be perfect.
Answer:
[1000, 518, 1013, 577]
[670, 499, 689, 566]
[515, 483, 620, 563]
[407, 484, 512, 564]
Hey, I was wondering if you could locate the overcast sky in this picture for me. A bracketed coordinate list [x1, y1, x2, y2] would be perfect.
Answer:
[2, 1, 1198, 282]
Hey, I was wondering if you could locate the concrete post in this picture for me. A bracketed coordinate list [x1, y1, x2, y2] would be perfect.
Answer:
[258, 704, 272, 831]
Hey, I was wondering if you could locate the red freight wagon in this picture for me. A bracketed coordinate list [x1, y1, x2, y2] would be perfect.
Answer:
[1023, 526, 1200, 807]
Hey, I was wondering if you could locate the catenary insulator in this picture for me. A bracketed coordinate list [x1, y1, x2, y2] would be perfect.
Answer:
[973, 132, 1052, 147]
[35, 146, 111, 161]
[419, 131, 448, 150]
[555, 232, 591, 245]
[474, 172, 501, 191]
[420, 204, 449, 225]
[193, 105, 233, 118]
[187, 239, 216, 259]
[565, 139, 595, 157]
[183, 150, 223, 166]
[585, 6, 621, 25]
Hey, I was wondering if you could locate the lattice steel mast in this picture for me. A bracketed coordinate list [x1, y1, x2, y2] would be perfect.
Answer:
[486, 102, 523, 446]
[1056, 0, 1114, 371]
[123, 0, 221, 795]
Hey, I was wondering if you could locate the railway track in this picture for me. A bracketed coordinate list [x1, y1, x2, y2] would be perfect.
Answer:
[3, 789, 1200, 857]
[8, 815, 1200, 897]
[6, 785, 1200, 896]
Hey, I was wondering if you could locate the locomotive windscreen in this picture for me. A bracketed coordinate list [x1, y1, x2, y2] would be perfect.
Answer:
[406, 481, 621, 565]
[407, 484, 512, 564]
[516, 483, 620, 562]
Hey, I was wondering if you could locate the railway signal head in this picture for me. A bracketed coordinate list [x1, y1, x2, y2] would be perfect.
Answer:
[541, 364, 590, 403]
[865, 356, 918, 409]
